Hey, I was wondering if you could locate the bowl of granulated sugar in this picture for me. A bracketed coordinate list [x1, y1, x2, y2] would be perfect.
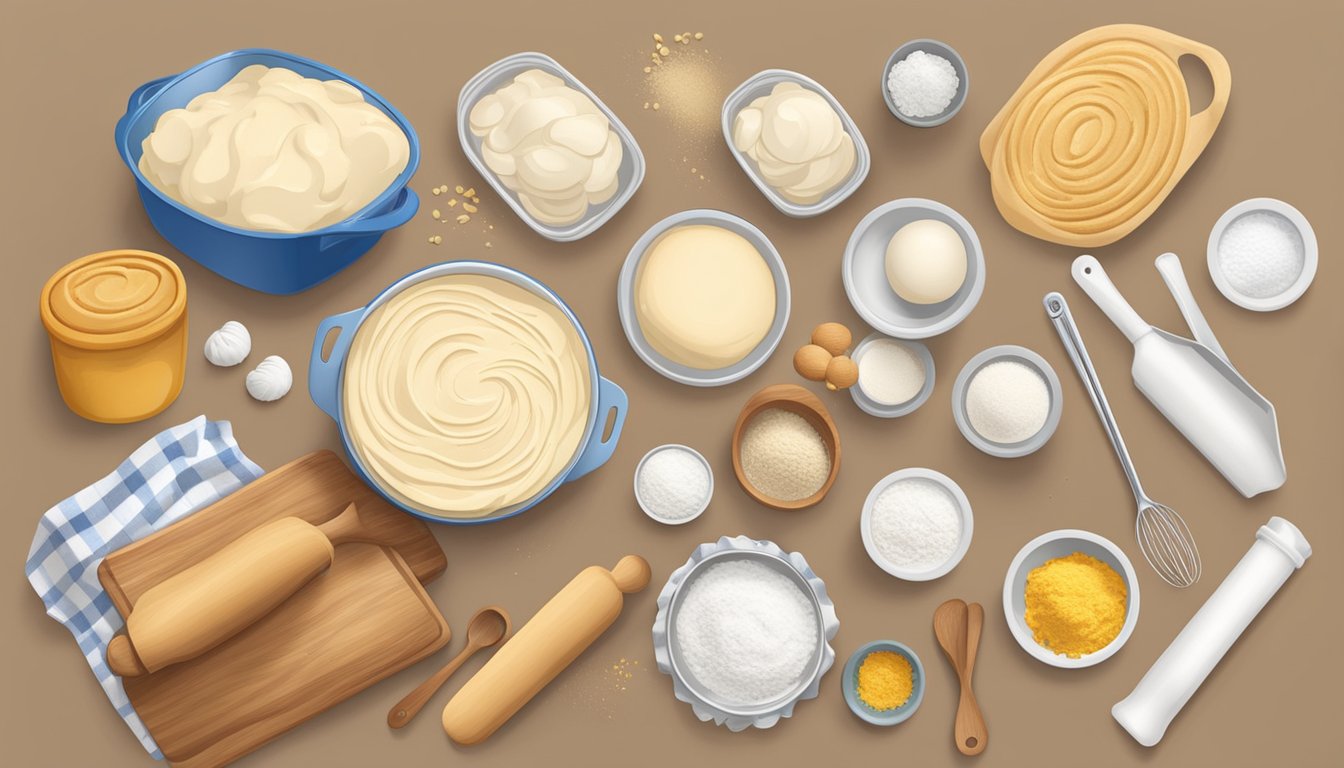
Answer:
[860, 468, 973, 581]
[1208, 197, 1318, 312]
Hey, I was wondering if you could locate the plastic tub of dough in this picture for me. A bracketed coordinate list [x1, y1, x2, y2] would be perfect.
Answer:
[457, 52, 645, 242]
[722, 69, 870, 218]
[114, 49, 421, 295]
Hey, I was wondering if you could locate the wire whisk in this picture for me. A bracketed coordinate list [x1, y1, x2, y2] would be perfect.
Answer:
[1046, 292, 1201, 588]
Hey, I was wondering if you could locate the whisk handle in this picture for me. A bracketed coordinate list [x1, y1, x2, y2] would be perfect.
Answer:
[1045, 293, 1147, 503]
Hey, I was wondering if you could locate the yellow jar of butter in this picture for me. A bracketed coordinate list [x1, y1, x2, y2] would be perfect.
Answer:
[40, 250, 187, 423]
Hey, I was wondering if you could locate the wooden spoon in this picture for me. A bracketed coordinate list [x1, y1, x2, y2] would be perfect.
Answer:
[387, 606, 511, 729]
[934, 598, 988, 756]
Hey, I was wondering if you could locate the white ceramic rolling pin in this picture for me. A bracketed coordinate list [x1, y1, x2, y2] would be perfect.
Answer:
[1112, 517, 1311, 746]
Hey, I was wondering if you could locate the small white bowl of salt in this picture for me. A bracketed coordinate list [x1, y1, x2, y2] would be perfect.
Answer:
[1207, 197, 1318, 312]
[860, 468, 973, 581]
[635, 444, 713, 525]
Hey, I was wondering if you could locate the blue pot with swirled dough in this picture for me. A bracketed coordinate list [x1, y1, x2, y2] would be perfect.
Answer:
[308, 261, 627, 525]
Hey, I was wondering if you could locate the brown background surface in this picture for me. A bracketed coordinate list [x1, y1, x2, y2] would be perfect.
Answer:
[2, 1, 1340, 766]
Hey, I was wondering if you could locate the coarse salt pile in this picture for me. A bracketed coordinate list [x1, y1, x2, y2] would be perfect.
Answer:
[869, 478, 962, 572]
[887, 50, 959, 118]
[739, 408, 830, 501]
[636, 446, 711, 522]
[674, 558, 818, 703]
[965, 360, 1049, 444]
[1217, 211, 1305, 299]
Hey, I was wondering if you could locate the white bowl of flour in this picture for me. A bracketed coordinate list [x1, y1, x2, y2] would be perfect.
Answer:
[860, 468, 973, 581]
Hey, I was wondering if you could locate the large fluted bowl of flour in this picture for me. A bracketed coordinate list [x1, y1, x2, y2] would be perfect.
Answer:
[653, 535, 840, 731]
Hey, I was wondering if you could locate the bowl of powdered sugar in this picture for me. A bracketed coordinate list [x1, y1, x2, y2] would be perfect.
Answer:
[652, 535, 840, 731]
[860, 468, 973, 581]
[1207, 197, 1318, 312]
[952, 345, 1063, 458]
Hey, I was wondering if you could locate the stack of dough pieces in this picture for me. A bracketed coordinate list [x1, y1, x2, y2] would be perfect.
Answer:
[732, 82, 855, 206]
[469, 69, 623, 227]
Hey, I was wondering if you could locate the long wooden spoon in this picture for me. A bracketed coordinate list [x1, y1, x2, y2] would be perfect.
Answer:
[934, 598, 988, 756]
[388, 606, 511, 728]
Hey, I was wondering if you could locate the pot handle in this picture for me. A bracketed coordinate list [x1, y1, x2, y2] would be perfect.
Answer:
[319, 187, 419, 252]
[114, 74, 175, 153]
[566, 377, 627, 481]
[308, 307, 364, 420]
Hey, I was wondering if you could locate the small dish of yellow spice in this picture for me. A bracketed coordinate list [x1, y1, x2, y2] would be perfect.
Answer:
[841, 641, 925, 725]
[1003, 529, 1141, 669]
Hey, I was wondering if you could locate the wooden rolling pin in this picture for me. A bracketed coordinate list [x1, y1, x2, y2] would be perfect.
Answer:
[107, 503, 371, 677]
[441, 555, 651, 744]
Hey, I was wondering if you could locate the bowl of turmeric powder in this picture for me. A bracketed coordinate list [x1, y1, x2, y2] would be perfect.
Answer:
[1002, 529, 1140, 669]
[840, 640, 925, 725]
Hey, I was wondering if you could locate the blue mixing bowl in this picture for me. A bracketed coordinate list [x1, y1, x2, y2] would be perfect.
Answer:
[309, 261, 628, 525]
[114, 49, 420, 295]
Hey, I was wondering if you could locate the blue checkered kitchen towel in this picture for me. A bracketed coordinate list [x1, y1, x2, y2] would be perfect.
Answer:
[25, 416, 264, 759]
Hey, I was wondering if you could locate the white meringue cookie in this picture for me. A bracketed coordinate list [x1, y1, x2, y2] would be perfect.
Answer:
[245, 355, 292, 402]
[203, 321, 252, 367]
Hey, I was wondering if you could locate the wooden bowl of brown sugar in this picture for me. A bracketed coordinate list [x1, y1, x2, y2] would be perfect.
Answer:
[731, 384, 841, 510]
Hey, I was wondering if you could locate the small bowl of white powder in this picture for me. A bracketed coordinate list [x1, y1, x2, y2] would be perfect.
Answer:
[952, 345, 1063, 458]
[1207, 197, 1318, 312]
[882, 39, 969, 127]
[635, 444, 713, 525]
[850, 333, 936, 418]
[861, 468, 973, 581]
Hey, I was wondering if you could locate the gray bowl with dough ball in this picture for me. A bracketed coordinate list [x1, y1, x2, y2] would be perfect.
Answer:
[842, 199, 985, 339]
[618, 209, 792, 387]
[951, 345, 1063, 458]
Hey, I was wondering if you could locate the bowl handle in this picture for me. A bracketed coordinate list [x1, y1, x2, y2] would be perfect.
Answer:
[308, 307, 364, 420]
[318, 187, 420, 252]
[114, 75, 175, 150]
[566, 377, 627, 481]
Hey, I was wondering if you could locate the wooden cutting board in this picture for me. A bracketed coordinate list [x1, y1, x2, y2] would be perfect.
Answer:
[98, 451, 450, 768]
[979, 24, 1231, 248]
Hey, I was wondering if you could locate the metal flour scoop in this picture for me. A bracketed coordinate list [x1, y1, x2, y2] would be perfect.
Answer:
[1072, 253, 1285, 498]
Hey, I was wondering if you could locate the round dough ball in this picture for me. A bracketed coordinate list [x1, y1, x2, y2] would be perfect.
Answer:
[885, 219, 967, 304]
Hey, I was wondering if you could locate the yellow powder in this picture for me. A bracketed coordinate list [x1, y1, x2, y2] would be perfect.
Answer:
[856, 650, 913, 711]
[1025, 552, 1127, 658]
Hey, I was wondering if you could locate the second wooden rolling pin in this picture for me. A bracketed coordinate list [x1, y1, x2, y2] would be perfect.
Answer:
[107, 503, 372, 677]
[441, 555, 651, 744]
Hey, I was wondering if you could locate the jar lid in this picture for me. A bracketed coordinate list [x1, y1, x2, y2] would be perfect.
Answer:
[41, 250, 186, 349]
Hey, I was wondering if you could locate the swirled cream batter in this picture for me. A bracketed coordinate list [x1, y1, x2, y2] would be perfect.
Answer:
[343, 274, 591, 518]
